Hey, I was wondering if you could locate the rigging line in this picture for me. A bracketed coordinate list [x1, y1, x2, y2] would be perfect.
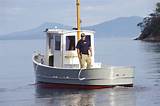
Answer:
[78, 68, 86, 80]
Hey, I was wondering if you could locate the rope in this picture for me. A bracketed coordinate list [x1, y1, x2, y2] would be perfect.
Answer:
[78, 68, 86, 80]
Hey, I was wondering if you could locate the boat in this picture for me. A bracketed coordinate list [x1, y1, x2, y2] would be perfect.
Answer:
[32, 0, 134, 89]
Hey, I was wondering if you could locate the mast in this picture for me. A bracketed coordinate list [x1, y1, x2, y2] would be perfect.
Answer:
[76, 0, 81, 41]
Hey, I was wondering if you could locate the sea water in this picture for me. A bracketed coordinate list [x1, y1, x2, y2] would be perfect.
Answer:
[0, 38, 160, 106]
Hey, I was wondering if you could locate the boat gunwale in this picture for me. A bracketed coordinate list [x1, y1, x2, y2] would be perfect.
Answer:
[32, 54, 135, 70]
[32, 54, 101, 70]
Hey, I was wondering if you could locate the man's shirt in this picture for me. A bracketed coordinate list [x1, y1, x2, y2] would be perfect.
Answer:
[76, 39, 91, 55]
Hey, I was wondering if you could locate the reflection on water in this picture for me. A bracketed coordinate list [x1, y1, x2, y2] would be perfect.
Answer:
[36, 86, 95, 106]
[143, 42, 160, 53]
[35, 86, 135, 106]
[136, 42, 160, 106]
[141, 42, 160, 85]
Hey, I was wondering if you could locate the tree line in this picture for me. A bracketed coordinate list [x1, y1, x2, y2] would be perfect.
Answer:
[136, 2, 160, 41]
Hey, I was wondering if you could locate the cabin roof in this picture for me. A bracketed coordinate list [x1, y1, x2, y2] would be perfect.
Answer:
[46, 29, 95, 35]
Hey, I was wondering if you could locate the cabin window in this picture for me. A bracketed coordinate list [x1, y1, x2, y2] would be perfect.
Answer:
[55, 36, 61, 50]
[86, 35, 91, 46]
[48, 34, 53, 49]
[66, 36, 75, 51]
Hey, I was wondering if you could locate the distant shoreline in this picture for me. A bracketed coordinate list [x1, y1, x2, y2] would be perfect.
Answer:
[134, 34, 160, 42]
[0, 16, 142, 40]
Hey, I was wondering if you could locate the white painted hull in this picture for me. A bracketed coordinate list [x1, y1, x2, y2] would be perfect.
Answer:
[33, 54, 134, 89]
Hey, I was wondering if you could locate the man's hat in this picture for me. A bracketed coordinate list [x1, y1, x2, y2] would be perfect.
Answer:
[81, 33, 86, 37]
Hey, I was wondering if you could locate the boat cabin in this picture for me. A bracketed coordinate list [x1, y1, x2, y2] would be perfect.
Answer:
[44, 29, 100, 69]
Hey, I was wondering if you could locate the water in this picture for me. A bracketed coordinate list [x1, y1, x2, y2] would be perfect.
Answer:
[0, 38, 160, 106]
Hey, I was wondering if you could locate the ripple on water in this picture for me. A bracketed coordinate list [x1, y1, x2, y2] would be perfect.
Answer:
[0, 88, 7, 92]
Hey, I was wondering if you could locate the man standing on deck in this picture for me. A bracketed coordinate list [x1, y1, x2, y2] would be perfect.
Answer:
[76, 33, 92, 68]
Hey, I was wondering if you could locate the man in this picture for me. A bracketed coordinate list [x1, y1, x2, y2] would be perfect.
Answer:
[76, 33, 92, 68]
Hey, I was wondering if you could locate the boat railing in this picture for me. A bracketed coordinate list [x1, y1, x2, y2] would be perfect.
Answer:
[34, 53, 45, 65]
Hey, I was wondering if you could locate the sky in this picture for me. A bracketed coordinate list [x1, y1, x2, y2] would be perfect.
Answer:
[0, 0, 159, 35]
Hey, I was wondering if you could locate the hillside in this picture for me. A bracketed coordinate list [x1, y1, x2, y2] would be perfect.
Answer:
[135, 2, 160, 42]
[0, 23, 71, 40]
[86, 16, 142, 38]
[0, 16, 143, 40]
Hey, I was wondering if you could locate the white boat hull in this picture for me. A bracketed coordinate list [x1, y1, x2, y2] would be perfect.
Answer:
[33, 54, 134, 89]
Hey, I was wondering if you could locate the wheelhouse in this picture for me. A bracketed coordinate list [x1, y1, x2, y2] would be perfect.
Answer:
[45, 29, 96, 69]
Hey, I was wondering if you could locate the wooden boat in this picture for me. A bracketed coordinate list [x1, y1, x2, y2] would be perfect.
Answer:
[32, 0, 134, 89]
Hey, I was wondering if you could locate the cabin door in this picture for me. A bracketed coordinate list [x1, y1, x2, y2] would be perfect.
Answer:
[63, 35, 79, 67]
[54, 35, 62, 67]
